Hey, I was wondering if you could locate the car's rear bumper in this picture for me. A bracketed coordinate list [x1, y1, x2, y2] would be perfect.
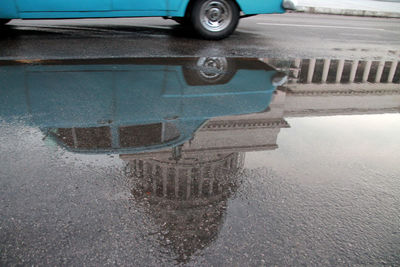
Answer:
[283, 0, 298, 10]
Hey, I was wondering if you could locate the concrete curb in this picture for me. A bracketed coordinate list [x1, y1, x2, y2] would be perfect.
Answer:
[295, 6, 400, 18]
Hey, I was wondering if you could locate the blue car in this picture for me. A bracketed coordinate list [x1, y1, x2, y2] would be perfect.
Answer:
[0, 0, 297, 39]
[0, 57, 287, 154]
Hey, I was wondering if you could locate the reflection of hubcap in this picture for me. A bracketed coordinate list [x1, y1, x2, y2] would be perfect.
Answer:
[200, 0, 232, 32]
[197, 57, 228, 80]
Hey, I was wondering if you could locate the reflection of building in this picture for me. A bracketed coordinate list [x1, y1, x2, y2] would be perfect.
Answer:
[121, 57, 399, 262]
[122, 89, 288, 159]
[283, 83, 400, 117]
[263, 57, 400, 117]
[121, 90, 288, 262]
[124, 152, 243, 263]
[126, 152, 244, 205]
[265, 57, 400, 84]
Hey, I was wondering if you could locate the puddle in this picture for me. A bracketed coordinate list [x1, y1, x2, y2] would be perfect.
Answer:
[0, 57, 399, 265]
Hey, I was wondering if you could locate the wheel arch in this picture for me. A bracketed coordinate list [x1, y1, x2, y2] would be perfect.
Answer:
[183, 0, 242, 18]
[182, 0, 286, 16]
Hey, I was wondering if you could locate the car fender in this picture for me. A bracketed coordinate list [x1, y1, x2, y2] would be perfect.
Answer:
[0, 0, 19, 19]
[235, 0, 285, 15]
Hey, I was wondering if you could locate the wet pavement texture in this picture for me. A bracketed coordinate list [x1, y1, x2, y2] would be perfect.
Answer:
[1, 57, 400, 266]
[1, 14, 400, 60]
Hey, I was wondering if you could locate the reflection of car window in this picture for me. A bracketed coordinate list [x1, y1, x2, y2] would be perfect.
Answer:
[50, 123, 180, 150]
[119, 122, 180, 148]
[120, 124, 162, 148]
[55, 127, 111, 149]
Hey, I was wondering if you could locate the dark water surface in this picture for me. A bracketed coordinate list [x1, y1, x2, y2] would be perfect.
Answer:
[1, 57, 399, 266]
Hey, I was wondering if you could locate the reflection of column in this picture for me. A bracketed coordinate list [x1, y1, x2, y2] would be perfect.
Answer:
[293, 58, 301, 82]
[349, 60, 359, 83]
[186, 169, 191, 200]
[321, 59, 331, 83]
[162, 168, 167, 197]
[124, 152, 244, 263]
[127, 152, 243, 202]
[362, 60, 372, 83]
[375, 60, 385, 83]
[388, 60, 397, 83]
[307, 58, 316, 83]
[335, 59, 345, 83]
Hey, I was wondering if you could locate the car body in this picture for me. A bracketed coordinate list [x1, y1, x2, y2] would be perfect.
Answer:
[0, 57, 285, 154]
[0, 0, 297, 39]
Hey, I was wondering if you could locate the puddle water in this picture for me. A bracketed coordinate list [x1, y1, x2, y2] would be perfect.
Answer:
[0, 57, 399, 265]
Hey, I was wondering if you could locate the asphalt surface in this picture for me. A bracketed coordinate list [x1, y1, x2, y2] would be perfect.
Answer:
[0, 13, 400, 59]
[1, 13, 400, 266]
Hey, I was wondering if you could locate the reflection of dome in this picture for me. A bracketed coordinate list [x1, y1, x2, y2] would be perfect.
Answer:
[151, 197, 226, 263]
[125, 152, 244, 263]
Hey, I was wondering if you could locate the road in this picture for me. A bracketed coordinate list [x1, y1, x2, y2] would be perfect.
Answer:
[1, 13, 400, 266]
[1, 13, 400, 59]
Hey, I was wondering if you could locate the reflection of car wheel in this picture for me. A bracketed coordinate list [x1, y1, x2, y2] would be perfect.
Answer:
[0, 19, 11, 26]
[190, 0, 239, 40]
[183, 57, 237, 85]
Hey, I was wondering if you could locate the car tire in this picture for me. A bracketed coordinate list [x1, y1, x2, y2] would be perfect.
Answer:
[0, 19, 11, 26]
[190, 0, 239, 40]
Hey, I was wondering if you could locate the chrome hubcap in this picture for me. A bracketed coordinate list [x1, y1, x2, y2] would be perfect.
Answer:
[197, 57, 228, 80]
[200, 0, 232, 32]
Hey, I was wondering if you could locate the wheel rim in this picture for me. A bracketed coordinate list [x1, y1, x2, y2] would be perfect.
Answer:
[197, 57, 228, 81]
[199, 0, 233, 32]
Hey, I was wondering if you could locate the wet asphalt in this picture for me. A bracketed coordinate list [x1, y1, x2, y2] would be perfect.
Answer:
[1, 13, 400, 266]
[1, 13, 400, 60]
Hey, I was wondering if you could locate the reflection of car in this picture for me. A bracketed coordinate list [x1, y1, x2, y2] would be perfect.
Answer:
[0, 0, 297, 39]
[0, 57, 286, 153]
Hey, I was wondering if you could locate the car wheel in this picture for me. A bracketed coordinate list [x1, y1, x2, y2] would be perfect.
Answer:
[190, 0, 239, 40]
[0, 19, 11, 26]
[182, 57, 237, 85]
